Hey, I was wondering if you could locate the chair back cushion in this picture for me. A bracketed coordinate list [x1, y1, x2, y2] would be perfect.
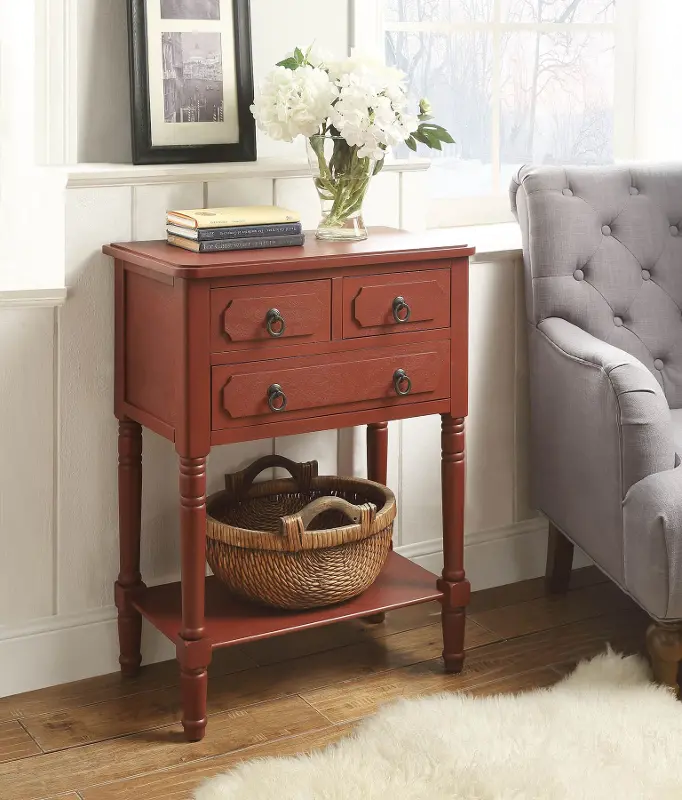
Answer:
[511, 165, 682, 407]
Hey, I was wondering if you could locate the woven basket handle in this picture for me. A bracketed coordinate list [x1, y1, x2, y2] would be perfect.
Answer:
[225, 454, 319, 496]
[279, 497, 377, 551]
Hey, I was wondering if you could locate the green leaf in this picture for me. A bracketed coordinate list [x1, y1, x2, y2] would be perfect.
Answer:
[294, 47, 305, 64]
[419, 124, 455, 144]
[412, 130, 430, 146]
[418, 114, 434, 122]
[373, 158, 385, 176]
[276, 57, 299, 70]
[405, 136, 418, 152]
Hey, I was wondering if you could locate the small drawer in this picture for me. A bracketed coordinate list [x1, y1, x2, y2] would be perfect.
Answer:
[342, 269, 451, 339]
[212, 341, 451, 429]
[210, 281, 331, 352]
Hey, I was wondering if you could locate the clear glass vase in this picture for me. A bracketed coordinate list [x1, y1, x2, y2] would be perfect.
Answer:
[306, 135, 376, 242]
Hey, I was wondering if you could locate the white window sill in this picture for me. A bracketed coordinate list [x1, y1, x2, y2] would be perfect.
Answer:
[440, 222, 522, 260]
[64, 156, 432, 189]
[0, 287, 67, 309]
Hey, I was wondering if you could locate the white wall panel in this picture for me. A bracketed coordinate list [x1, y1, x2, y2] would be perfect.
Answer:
[207, 179, 274, 208]
[58, 186, 132, 613]
[399, 416, 442, 547]
[465, 260, 516, 533]
[133, 183, 205, 241]
[77, 0, 131, 163]
[399, 171, 428, 231]
[0, 308, 55, 623]
[275, 432, 339, 478]
[274, 179, 321, 231]
[363, 172, 401, 228]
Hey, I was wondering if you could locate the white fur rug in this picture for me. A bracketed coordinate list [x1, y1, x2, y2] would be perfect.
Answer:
[195, 651, 682, 800]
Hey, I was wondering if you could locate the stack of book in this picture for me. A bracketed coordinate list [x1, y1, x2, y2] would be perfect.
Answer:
[166, 206, 305, 253]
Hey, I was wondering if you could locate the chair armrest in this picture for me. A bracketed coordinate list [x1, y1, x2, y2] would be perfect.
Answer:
[529, 317, 675, 584]
[537, 317, 674, 494]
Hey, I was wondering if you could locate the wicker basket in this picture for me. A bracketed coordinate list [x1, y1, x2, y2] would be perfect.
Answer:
[206, 454, 396, 610]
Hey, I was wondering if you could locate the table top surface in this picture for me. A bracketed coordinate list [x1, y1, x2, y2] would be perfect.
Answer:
[103, 227, 476, 279]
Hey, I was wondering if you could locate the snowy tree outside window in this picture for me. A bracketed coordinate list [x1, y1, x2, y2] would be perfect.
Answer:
[361, 0, 635, 225]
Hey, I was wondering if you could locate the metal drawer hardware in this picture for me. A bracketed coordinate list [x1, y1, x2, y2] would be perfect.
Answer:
[265, 308, 286, 338]
[267, 383, 288, 412]
[392, 296, 411, 324]
[393, 369, 412, 397]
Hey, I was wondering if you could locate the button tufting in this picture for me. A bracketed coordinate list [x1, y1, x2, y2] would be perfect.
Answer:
[642, 269, 651, 281]
[601, 225, 612, 236]
[654, 359, 664, 371]
[613, 316, 623, 327]
[629, 187, 639, 195]
[671, 225, 679, 236]
[562, 188, 573, 197]
[573, 269, 584, 281]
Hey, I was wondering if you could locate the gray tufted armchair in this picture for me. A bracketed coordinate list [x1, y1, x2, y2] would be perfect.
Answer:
[511, 164, 682, 691]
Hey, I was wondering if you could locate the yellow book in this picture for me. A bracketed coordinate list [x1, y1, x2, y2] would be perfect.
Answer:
[167, 205, 301, 230]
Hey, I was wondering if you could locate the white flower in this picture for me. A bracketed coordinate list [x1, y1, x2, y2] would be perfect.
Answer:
[251, 49, 424, 159]
[328, 62, 416, 160]
[250, 65, 337, 142]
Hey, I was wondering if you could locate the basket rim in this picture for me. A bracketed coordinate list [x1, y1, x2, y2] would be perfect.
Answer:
[206, 474, 396, 552]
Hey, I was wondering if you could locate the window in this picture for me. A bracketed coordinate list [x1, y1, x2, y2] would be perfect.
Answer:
[355, 0, 636, 226]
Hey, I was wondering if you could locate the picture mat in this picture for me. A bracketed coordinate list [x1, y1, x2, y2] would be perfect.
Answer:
[147, 0, 240, 147]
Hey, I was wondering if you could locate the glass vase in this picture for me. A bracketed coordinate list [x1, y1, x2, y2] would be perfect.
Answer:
[306, 135, 376, 242]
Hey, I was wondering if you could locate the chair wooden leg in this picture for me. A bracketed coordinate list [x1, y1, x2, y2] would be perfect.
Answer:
[546, 522, 574, 595]
[647, 622, 682, 697]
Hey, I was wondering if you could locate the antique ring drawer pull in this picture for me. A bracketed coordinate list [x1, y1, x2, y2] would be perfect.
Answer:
[266, 308, 286, 338]
[392, 296, 411, 324]
[393, 369, 412, 397]
[267, 383, 288, 412]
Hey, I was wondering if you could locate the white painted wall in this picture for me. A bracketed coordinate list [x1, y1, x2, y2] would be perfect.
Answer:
[76, 0, 350, 163]
[634, 0, 682, 160]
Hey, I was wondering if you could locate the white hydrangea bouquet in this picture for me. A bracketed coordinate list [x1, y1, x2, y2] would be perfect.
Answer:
[251, 46, 454, 241]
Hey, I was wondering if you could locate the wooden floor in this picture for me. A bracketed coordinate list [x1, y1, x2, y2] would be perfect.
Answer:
[0, 567, 651, 800]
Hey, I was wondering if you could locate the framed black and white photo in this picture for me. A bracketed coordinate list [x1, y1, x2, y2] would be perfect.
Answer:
[127, 0, 256, 164]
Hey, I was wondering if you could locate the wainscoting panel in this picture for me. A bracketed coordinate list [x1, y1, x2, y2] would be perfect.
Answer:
[58, 186, 133, 615]
[464, 259, 517, 534]
[133, 182, 204, 241]
[206, 178, 275, 208]
[0, 308, 56, 623]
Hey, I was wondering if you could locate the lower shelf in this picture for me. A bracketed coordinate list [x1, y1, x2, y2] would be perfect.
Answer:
[133, 551, 442, 649]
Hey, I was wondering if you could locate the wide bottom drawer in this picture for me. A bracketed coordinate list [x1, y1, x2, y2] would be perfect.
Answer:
[212, 341, 452, 429]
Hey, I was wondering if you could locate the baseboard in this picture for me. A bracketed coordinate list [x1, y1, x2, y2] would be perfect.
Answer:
[0, 517, 590, 698]
[0, 609, 177, 698]
[398, 517, 592, 589]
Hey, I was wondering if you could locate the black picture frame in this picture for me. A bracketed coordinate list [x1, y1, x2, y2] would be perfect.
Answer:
[127, 0, 256, 165]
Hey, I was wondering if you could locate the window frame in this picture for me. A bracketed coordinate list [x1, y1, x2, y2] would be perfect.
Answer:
[352, 0, 638, 227]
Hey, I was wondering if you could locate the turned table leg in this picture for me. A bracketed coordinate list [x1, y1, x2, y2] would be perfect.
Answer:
[179, 456, 211, 741]
[115, 419, 145, 677]
[367, 422, 388, 485]
[365, 422, 389, 624]
[438, 415, 471, 673]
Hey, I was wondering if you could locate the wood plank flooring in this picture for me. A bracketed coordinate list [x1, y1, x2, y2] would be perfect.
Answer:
[0, 567, 652, 800]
